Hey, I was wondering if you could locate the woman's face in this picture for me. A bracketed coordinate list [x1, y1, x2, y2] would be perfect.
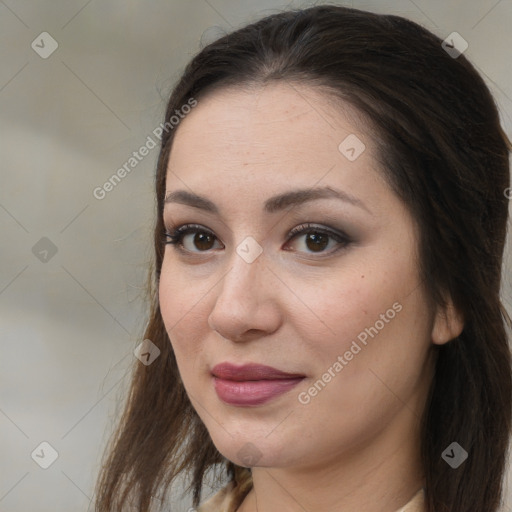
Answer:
[159, 82, 448, 470]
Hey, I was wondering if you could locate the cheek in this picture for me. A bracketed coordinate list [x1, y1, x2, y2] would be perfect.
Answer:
[158, 258, 208, 360]
[291, 295, 432, 453]
[299, 273, 432, 413]
[293, 247, 425, 371]
[288, 266, 401, 349]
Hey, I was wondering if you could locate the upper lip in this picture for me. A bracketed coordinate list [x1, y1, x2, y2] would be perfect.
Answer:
[211, 362, 305, 381]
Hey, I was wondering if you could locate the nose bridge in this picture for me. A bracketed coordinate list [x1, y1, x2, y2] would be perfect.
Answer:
[221, 235, 267, 302]
[208, 236, 278, 338]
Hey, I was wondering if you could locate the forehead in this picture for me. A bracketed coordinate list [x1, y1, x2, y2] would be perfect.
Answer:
[167, 81, 376, 179]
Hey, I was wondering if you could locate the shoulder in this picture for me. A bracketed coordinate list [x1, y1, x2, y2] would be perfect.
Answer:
[197, 470, 253, 512]
[196, 480, 238, 512]
[196, 478, 425, 512]
[396, 487, 426, 512]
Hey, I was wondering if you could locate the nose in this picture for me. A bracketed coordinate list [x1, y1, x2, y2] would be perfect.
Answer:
[207, 248, 282, 343]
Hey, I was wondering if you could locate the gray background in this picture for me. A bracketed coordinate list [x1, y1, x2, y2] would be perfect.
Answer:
[1, 0, 511, 510]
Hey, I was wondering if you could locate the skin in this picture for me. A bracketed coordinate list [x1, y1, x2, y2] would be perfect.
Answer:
[159, 81, 464, 512]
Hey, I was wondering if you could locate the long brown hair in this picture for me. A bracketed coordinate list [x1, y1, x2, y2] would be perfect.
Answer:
[94, 5, 512, 511]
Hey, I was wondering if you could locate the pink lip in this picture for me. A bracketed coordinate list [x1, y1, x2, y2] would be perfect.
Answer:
[211, 363, 305, 406]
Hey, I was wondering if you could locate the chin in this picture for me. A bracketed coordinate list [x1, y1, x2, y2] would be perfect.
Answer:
[206, 425, 298, 468]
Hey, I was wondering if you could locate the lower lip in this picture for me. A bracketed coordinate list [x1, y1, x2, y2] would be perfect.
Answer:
[213, 376, 304, 406]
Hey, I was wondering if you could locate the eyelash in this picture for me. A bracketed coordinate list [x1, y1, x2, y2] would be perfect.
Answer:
[162, 222, 351, 257]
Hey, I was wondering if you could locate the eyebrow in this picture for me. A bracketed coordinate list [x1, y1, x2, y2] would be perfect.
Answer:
[164, 186, 371, 215]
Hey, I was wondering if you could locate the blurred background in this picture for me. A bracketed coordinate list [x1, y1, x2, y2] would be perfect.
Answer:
[1, 0, 511, 510]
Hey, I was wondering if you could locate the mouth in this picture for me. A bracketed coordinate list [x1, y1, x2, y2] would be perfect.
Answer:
[211, 362, 306, 406]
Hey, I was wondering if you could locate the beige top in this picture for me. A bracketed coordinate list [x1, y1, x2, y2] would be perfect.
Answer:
[197, 471, 426, 512]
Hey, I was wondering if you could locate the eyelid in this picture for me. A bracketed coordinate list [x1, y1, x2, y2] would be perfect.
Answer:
[288, 222, 348, 242]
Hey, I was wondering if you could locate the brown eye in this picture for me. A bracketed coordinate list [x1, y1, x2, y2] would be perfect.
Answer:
[286, 223, 351, 255]
[164, 224, 222, 252]
[192, 231, 216, 251]
[303, 232, 329, 252]
[164, 222, 351, 257]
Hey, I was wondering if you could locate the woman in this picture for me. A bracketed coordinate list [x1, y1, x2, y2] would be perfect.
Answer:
[94, 5, 512, 512]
